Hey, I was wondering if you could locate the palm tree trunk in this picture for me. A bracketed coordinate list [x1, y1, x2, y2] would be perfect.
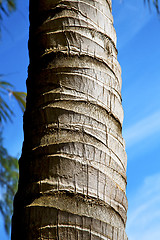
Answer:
[12, 0, 128, 239]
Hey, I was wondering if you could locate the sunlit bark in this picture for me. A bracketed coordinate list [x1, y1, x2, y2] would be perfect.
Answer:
[12, 0, 128, 239]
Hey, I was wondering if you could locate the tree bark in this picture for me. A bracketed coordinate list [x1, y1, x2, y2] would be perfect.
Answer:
[12, 0, 128, 239]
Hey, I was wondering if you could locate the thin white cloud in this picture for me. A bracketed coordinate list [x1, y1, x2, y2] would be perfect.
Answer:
[113, 0, 153, 50]
[123, 111, 160, 148]
[126, 173, 160, 240]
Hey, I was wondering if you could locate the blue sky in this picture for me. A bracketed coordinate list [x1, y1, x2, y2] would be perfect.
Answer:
[0, 0, 160, 239]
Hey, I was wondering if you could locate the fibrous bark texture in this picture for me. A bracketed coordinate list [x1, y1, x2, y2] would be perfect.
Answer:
[12, 0, 128, 239]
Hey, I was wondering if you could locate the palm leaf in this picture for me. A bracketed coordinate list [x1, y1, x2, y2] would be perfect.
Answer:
[0, 132, 19, 234]
[144, 0, 160, 13]
[0, 0, 16, 15]
[7, 0, 16, 12]
[0, 80, 26, 122]
[0, 3, 9, 16]
[0, 0, 16, 34]
[0, 80, 13, 88]
[0, 95, 13, 122]
[153, 0, 160, 12]
[10, 91, 26, 112]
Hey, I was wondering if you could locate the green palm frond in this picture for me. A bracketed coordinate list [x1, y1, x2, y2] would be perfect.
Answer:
[7, 0, 16, 12]
[0, 80, 13, 88]
[0, 96, 13, 122]
[0, 78, 23, 235]
[153, 0, 160, 12]
[10, 91, 26, 113]
[0, 3, 9, 17]
[0, 133, 18, 234]
[144, 0, 160, 13]
[0, 0, 16, 15]
[0, 0, 16, 33]
[0, 80, 26, 123]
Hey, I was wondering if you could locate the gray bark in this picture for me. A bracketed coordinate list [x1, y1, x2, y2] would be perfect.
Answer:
[11, 0, 128, 239]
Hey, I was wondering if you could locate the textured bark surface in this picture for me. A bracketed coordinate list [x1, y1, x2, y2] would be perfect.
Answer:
[12, 0, 128, 239]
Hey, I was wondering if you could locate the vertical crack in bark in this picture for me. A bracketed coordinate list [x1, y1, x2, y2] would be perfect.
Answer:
[57, 210, 59, 240]
[64, 30, 70, 55]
